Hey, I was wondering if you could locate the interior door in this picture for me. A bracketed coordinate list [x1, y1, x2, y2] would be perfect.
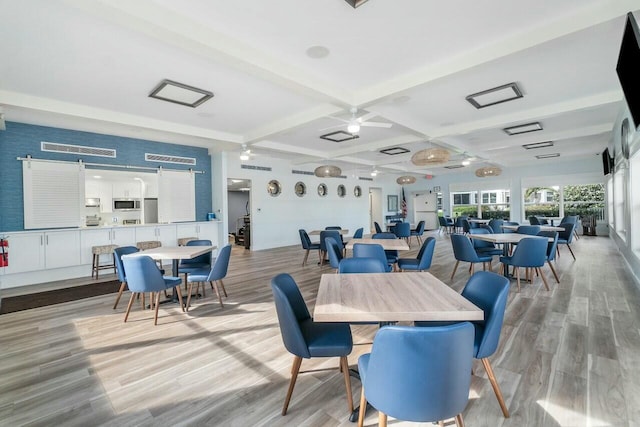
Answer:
[413, 192, 438, 230]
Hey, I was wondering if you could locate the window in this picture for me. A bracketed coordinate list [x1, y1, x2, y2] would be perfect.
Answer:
[480, 189, 510, 219]
[451, 191, 477, 217]
[523, 186, 559, 220]
[562, 184, 605, 221]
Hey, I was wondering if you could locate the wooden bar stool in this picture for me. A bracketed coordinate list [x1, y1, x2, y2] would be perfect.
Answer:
[91, 244, 118, 279]
[136, 241, 164, 271]
[178, 237, 197, 246]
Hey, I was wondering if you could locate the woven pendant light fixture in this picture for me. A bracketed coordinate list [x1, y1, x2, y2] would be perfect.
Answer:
[314, 165, 342, 178]
[411, 147, 450, 166]
[396, 175, 416, 185]
[475, 166, 502, 177]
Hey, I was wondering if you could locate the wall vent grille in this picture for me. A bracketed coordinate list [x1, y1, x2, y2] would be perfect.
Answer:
[444, 165, 465, 169]
[145, 153, 196, 165]
[241, 164, 272, 172]
[359, 176, 374, 181]
[292, 169, 315, 176]
[41, 141, 116, 158]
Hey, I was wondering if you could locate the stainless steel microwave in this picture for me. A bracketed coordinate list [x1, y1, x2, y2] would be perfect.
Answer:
[113, 198, 141, 211]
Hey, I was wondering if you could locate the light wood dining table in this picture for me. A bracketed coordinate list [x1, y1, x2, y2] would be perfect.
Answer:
[314, 272, 483, 323]
[501, 224, 564, 232]
[308, 229, 350, 236]
[345, 238, 409, 251]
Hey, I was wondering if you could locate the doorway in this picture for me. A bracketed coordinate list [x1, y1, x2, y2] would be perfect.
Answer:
[227, 178, 251, 249]
[369, 187, 382, 233]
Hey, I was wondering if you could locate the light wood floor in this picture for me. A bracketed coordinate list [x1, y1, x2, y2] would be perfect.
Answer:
[1, 232, 639, 426]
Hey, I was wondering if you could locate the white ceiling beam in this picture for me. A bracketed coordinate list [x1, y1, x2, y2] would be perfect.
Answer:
[352, 0, 636, 106]
[0, 90, 242, 144]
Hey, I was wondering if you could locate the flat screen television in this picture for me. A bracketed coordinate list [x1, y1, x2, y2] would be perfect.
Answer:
[616, 12, 640, 129]
[602, 147, 614, 176]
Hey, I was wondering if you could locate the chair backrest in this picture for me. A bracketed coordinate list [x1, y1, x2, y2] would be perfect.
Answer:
[516, 225, 541, 235]
[415, 220, 425, 234]
[182, 239, 212, 265]
[468, 227, 496, 249]
[558, 222, 576, 243]
[509, 237, 547, 267]
[320, 230, 342, 252]
[363, 323, 474, 422]
[325, 226, 342, 230]
[122, 255, 167, 293]
[538, 217, 549, 225]
[528, 216, 541, 225]
[451, 234, 482, 263]
[394, 222, 411, 238]
[461, 218, 471, 233]
[502, 221, 519, 233]
[561, 215, 579, 225]
[374, 222, 383, 233]
[271, 273, 312, 358]
[416, 237, 436, 270]
[207, 244, 232, 281]
[460, 271, 510, 358]
[537, 231, 559, 261]
[438, 216, 447, 227]
[454, 216, 467, 228]
[299, 229, 312, 249]
[338, 257, 387, 273]
[325, 237, 344, 269]
[488, 219, 504, 234]
[372, 232, 396, 240]
[113, 246, 139, 282]
[353, 243, 388, 269]
[353, 227, 364, 239]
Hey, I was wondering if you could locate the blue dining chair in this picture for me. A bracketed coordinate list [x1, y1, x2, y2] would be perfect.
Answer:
[352, 227, 364, 239]
[487, 219, 504, 234]
[438, 216, 449, 234]
[538, 231, 560, 283]
[113, 246, 139, 310]
[186, 244, 232, 310]
[502, 221, 519, 233]
[557, 222, 577, 260]
[372, 232, 399, 268]
[320, 230, 343, 266]
[338, 257, 387, 274]
[357, 323, 474, 426]
[397, 237, 435, 272]
[353, 243, 392, 272]
[454, 216, 468, 234]
[516, 225, 541, 235]
[410, 220, 425, 245]
[178, 239, 212, 281]
[450, 234, 493, 280]
[394, 222, 411, 246]
[499, 237, 549, 292]
[415, 271, 511, 418]
[271, 273, 354, 416]
[528, 216, 541, 225]
[298, 229, 321, 266]
[374, 222, 383, 234]
[325, 236, 344, 272]
[469, 228, 503, 257]
[326, 226, 345, 245]
[561, 215, 580, 240]
[121, 256, 184, 325]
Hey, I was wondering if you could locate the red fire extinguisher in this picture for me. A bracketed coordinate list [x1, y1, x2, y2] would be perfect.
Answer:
[0, 238, 8, 268]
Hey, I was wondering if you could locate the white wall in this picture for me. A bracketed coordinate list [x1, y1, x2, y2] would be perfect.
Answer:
[225, 155, 399, 250]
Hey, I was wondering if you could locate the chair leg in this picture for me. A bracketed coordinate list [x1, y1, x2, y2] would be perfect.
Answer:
[566, 244, 576, 261]
[470, 263, 475, 275]
[211, 280, 224, 308]
[357, 386, 367, 427]
[537, 267, 550, 291]
[302, 249, 310, 266]
[516, 267, 521, 292]
[175, 286, 185, 312]
[455, 414, 465, 427]
[282, 356, 302, 415]
[186, 282, 194, 312]
[481, 357, 510, 418]
[218, 279, 228, 297]
[548, 260, 560, 283]
[153, 292, 161, 325]
[141, 293, 146, 311]
[340, 356, 354, 413]
[124, 293, 136, 323]
[113, 281, 127, 309]
[450, 260, 460, 281]
[379, 411, 388, 427]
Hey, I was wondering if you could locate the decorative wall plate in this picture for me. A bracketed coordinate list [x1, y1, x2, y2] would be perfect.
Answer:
[317, 183, 327, 197]
[621, 118, 631, 160]
[337, 184, 346, 198]
[267, 180, 281, 197]
[294, 181, 306, 197]
[354, 185, 362, 197]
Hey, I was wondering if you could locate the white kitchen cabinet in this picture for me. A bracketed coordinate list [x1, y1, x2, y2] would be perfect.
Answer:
[3, 230, 80, 274]
[85, 178, 113, 213]
[112, 181, 142, 198]
[135, 224, 177, 247]
[176, 222, 220, 248]
[143, 177, 159, 198]
[80, 227, 136, 265]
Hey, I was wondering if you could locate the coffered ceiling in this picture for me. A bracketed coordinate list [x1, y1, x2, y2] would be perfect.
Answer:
[1, 0, 637, 180]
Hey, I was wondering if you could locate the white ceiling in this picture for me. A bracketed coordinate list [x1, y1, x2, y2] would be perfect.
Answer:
[1, 0, 637, 179]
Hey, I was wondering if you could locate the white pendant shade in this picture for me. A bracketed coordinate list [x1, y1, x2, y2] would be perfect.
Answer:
[314, 165, 342, 177]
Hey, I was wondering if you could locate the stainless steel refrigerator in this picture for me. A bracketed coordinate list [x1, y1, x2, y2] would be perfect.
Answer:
[143, 198, 158, 224]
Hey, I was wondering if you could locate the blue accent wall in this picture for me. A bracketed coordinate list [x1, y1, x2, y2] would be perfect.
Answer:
[0, 122, 212, 232]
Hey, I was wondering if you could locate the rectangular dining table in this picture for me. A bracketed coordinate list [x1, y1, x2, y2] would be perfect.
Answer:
[308, 229, 350, 236]
[502, 224, 564, 232]
[314, 272, 483, 323]
[345, 238, 409, 251]
[469, 233, 551, 277]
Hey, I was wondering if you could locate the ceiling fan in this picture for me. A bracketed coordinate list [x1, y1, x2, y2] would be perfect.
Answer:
[323, 107, 392, 134]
